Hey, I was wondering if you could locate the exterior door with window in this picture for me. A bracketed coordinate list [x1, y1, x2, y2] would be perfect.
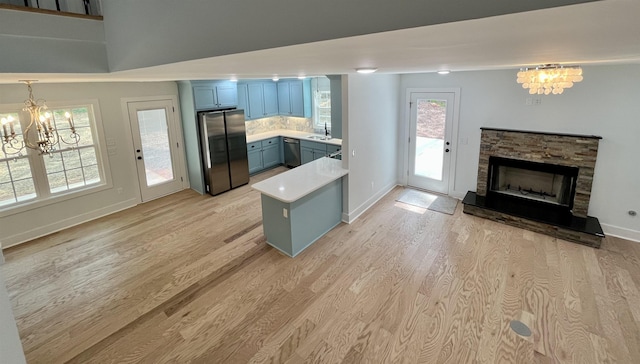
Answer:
[407, 92, 456, 194]
[127, 99, 185, 202]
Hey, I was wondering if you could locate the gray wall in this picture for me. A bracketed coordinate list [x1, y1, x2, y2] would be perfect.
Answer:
[400, 64, 640, 240]
[100, 0, 592, 71]
[343, 74, 400, 221]
[0, 8, 107, 73]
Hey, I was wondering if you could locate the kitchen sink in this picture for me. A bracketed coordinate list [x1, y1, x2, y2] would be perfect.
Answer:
[307, 135, 331, 140]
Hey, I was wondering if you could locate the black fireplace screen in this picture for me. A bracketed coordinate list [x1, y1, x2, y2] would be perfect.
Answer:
[488, 156, 579, 208]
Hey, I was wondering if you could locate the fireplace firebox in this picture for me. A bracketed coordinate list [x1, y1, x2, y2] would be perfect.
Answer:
[462, 128, 604, 248]
[488, 156, 579, 208]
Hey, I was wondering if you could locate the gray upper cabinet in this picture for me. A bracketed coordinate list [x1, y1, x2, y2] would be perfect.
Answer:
[245, 81, 279, 120]
[277, 79, 311, 118]
[289, 81, 305, 116]
[263, 83, 279, 116]
[237, 83, 249, 118]
[215, 84, 238, 107]
[192, 81, 238, 110]
[277, 82, 291, 115]
[247, 83, 264, 119]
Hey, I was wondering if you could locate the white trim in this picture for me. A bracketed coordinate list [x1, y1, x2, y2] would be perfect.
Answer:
[1, 197, 138, 249]
[0, 183, 111, 218]
[342, 182, 398, 224]
[401, 88, 461, 196]
[601, 223, 640, 243]
[120, 95, 188, 203]
[0, 99, 113, 216]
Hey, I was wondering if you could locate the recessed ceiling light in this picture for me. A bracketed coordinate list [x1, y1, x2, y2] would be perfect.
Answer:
[272, 76, 280, 81]
[356, 68, 377, 74]
[437, 70, 451, 75]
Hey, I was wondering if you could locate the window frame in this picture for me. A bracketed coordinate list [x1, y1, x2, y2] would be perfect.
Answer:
[0, 99, 112, 217]
[311, 77, 331, 131]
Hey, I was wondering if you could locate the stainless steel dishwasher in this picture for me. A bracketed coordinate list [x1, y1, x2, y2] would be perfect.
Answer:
[283, 138, 301, 168]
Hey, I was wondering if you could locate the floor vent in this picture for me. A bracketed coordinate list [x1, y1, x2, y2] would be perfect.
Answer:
[509, 320, 532, 337]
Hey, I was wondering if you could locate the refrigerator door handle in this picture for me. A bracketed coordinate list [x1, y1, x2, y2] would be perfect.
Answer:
[201, 121, 211, 168]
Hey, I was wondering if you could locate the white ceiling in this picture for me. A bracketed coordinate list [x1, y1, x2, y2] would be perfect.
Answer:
[2, 0, 640, 83]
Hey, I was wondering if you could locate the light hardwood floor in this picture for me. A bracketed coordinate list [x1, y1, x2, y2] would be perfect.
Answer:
[3, 166, 640, 363]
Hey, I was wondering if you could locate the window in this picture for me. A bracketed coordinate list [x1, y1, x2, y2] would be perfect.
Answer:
[0, 101, 108, 210]
[312, 77, 331, 130]
[0, 112, 35, 207]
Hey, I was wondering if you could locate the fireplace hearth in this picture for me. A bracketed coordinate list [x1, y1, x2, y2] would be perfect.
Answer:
[462, 128, 604, 248]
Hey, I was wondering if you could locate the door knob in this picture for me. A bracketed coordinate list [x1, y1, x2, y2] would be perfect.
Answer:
[445, 149, 450, 153]
[137, 156, 142, 160]
[446, 141, 450, 146]
[136, 149, 141, 153]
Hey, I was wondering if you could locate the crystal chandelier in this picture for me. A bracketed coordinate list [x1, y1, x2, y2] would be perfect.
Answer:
[1, 81, 80, 156]
[516, 64, 583, 95]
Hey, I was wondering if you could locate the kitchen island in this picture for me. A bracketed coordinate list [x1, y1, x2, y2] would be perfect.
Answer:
[252, 157, 348, 257]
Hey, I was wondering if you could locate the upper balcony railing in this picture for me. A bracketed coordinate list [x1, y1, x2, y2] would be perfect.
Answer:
[0, 0, 101, 19]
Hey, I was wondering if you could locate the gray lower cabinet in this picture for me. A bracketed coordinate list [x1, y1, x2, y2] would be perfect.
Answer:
[251, 137, 340, 171]
[262, 145, 280, 168]
[300, 140, 340, 164]
[247, 141, 263, 174]
[301, 147, 315, 164]
[248, 137, 282, 174]
[248, 150, 263, 174]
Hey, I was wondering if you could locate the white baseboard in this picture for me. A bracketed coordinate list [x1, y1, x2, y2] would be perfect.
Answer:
[1, 198, 139, 249]
[343, 182, 398, 224]
[601, 223, 640, 243]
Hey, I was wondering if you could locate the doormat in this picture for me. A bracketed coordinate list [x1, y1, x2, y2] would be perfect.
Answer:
[396, 189, 458, 215]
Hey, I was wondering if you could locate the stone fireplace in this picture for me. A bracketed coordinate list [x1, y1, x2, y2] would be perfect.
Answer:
[462, 128, 604, 247]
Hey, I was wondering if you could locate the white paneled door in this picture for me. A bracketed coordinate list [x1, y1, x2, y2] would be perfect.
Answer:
[407, 92, 456, 194]
[127, 99, 186, 202]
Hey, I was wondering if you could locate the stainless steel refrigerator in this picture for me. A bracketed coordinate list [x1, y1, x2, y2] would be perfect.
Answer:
[198, 109, 250, 196]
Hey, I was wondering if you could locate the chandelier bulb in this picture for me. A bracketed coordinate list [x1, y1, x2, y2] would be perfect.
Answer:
[516, 64, 582, 95]
[0, 81, 82, 156]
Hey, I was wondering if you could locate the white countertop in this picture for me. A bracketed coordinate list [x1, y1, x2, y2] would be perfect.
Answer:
[251, 158, 348, 203]
[246, 130, 342, 146]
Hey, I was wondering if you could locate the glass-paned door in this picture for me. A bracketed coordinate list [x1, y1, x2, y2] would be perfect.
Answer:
[408, 92, 455, 194]
[127, 99, 185, 202]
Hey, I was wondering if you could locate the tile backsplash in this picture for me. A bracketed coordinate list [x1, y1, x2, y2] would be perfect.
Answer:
[245, 116, 315, 135]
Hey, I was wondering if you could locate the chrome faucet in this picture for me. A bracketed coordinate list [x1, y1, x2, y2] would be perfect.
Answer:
[324, 123, 330, 138]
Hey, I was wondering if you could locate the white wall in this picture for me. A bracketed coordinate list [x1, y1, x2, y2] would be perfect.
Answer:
[0, 8, 106, 73]
[0, 82, 181, 247]
[400, 64, 640, 241]
[343, 74, 400, 222]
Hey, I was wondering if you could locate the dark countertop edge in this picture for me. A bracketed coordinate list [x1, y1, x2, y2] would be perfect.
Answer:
[480, 127, 602, 140]
[462, 191, 605, 236]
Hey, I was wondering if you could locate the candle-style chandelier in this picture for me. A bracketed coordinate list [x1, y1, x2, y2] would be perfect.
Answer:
[1, 81, 80, 156]
[516, 64, 583, 95]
